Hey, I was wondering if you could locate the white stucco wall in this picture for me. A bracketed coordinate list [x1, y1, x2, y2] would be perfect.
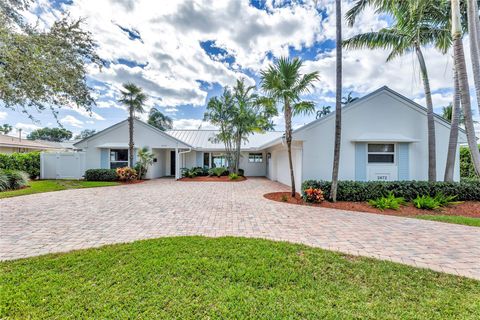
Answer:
[294, 89, 464, 182]
[239, 151, 267, 176]
[266, 142, 302, 187]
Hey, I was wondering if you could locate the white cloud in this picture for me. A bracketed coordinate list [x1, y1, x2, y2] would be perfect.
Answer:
[13, 123, 42, 138]
[172, 119, 216, 130]
[60, 115, 84, 128]
[0, 111, 7, 121]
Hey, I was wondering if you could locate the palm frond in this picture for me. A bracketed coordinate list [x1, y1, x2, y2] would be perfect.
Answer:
[292, 101, 316, 116]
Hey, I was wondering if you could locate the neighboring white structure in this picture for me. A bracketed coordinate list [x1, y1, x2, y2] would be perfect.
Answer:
[72, 86, 467, 184]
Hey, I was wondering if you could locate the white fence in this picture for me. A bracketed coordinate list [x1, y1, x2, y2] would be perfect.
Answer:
[40, 152, 86, 179]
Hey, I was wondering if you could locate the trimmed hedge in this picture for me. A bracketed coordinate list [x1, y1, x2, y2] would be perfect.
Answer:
[0, 152, 40, 179]
[301, 180, 480, 202]
[84, 169, 118, 181]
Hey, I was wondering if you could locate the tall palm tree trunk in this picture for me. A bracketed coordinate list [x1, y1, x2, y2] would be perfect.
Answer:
[452, 0, 480, 176]
[414, 44, 436, 181]
[128, 107, 134, 167]
[467, 0, 480, 113]
[331, 0, 342, 202]
[444, 68, 461, 181]
[284, 99, 296, 197]
[235, 132, 242, 174]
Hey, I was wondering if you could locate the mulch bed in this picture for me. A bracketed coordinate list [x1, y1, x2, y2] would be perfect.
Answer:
[179, 176, 247, 182]
[264, 192, 480, 218]
[120, 180, 145, 184]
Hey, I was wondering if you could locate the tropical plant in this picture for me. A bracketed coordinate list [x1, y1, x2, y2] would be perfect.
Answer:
[116, 167, 137, 182]
[413, 195, 441, 210]
[341, 92, 358, 105]
[27, 127, 73, 142]
[444, 72, 461, 181]
[228, 173, 239, 180]
[75, 129, 96, 140]
[303, 187, 325, 203]
[433, 193, 462, 207]
[0, 170, 9, 191]
[118, 83, 148, 167]
[368, 192, 406, 211]
[147, 108, 173, 131]
[0, 124, 12, 135]
[451, 0, 480, 177]
[344, 1, 452, 182]
[280, 194, 289, 202]
[136, 147, 154, 179]
[260, 57, 319, 197]
[181, 167, 205, 178]
[0, 1, 102, 119]
[208, 167, 227, 177]
[0, 169, 29, 190]
[331, 0, 343, 202]
[315, 106, 331, 119]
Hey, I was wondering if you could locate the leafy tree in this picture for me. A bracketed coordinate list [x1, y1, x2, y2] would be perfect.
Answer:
[118, 83, 148, 167]
[147, 108, 173, 131]
[27, 128, 72, 142]
[260, 57, 319, 197]
[75, 129, 96, 140]
[331, 0, 343, 202]
[0, 123, 13, 135]
[344, 1, 451, 182]
[0, 0, 102, 120]
[342, 92, 358, 105]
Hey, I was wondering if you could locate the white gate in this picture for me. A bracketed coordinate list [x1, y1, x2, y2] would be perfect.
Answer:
[40, 152, 86, 179]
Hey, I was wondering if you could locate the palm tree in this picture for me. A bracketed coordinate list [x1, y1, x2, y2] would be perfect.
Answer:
[444, 69, 461, 182]
[260, 57, 319, 197]
[331, 0, 343, 202]
[148, 108, 173, 131]
[467, 0, 480, 114]
[341, 91, 358, 105]
[137, 146, 155, 179]
[316, 106, 331, 119]
[118, 83, 148, 167]
[452, 0, 480, 176]
[344, 1, 452, 182]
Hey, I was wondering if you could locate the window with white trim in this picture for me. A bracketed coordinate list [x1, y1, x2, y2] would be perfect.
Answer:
[248, 153, 263, 163]
[367, 144, 395, 164]
[110, 149, 128, 169]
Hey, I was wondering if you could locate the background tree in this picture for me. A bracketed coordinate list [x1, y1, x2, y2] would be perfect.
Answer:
[344, 0, 451, 182]
[0, 124, 13, 135]
[260, 57, 319, 197]
[0, 0, 102, 120]
[341, 92, 358, 105]
[147, 108, 173, 131]
[331, 0, 343, 202]
[74, 129, 96, 140]
[27, 127, 72, 142]
[444, 70, 461, 181]
[118, 83, 147, 167]
[316, 106, 331, 119]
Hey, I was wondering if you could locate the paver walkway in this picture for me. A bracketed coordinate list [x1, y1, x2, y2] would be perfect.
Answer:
[1, 178, 479, 279]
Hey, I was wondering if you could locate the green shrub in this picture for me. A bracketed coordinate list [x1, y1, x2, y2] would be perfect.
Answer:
[238, 168, 245, 176]
[229, 173, 239, 180]
[0, 171, 9, 191]
[182, 167, 207, 178]
[84, 169, 118, 181]
[0, 152, 40, 179]
[460, 146, 480, 179]
[301, 180, 480, 201]
[368, 192, 406, 211]
[280, 194, 288, 202]
[434, 193, 462, 207]
[208, 167, 228, 177]
[0, 169, 29, 190]
[413, 195, 441, 210]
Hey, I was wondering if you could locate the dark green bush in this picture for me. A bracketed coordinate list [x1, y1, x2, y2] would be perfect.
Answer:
[238, 168, 245, 176]
[208, 167, 228, 177]
[301, 180, 480, 201]
[0, 152, 40, 179]
[460, 146, 479, 179]
[0, 169, 29, 190]
[84, 169, 118, 181]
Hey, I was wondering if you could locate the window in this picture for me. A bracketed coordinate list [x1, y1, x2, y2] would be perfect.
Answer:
[249, 153, 263, 163]
[110, 149, 128, 169]
[212, 155, 227, 167]
[367, 144, 395, 164]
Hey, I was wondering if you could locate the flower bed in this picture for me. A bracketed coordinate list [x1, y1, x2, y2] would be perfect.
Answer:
[263, 191, 480, 218]
[178, 176, 247, 182]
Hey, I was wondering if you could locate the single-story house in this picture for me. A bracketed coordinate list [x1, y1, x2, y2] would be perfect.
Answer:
[0, 135, 70, 154]
[73, 86, 467, 184]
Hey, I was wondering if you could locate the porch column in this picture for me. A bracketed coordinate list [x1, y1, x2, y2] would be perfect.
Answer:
[175, 146, 180, 179]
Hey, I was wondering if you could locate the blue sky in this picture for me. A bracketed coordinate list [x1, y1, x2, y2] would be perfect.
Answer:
[1, 0, 473, 138]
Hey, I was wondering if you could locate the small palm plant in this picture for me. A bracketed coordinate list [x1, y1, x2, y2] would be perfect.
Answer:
[136, 147, 155, 179]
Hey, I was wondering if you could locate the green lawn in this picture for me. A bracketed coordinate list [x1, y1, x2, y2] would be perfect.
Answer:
[416, 214, 480, 227]
[1, 237, 478, 319]
[0, 180, 120, 199]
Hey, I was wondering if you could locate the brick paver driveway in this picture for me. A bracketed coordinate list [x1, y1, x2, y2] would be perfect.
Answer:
[1, 178, 479, 279]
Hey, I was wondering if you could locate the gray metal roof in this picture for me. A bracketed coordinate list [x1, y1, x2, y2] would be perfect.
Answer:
[166, 130, 284, 150]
